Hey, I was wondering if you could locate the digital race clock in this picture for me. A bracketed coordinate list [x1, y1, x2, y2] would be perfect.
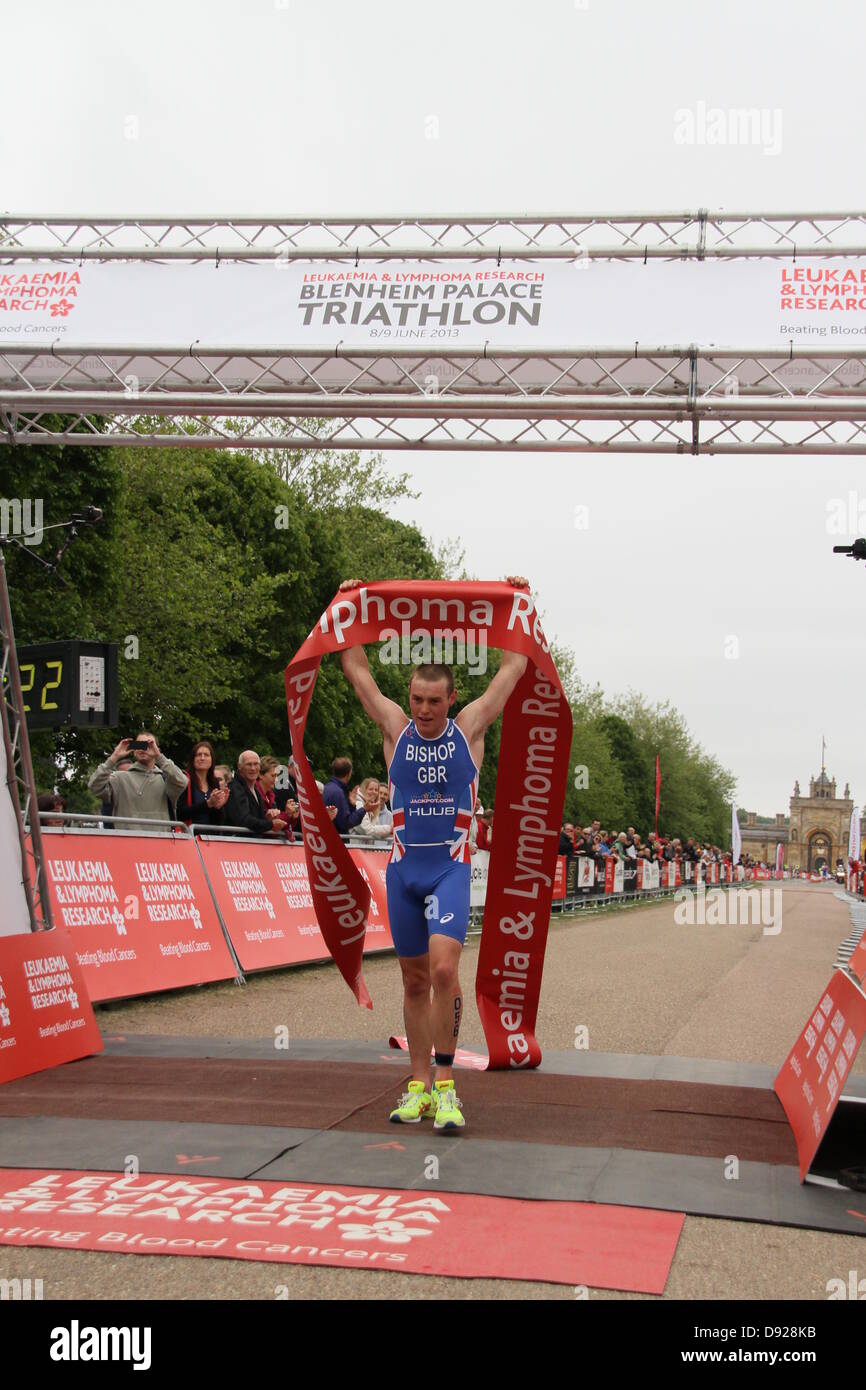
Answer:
[15, 640, 119, 730]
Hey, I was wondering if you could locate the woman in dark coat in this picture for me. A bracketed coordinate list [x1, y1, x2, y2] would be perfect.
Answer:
[178, 739, 229, 827]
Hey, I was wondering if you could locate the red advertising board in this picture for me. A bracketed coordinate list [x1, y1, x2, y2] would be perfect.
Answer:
[604, 857, 624, 894]
[196, 840, 393, 972]
[0, 1169, 684, 1293]
[846, 936, 866, 989]
[552, 855, 566, 900]
[774, 969, 866, 1179]
[39, 832, 237, 1002]
[0, 929, 102, 1084]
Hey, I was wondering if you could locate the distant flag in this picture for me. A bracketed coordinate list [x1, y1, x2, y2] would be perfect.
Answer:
[654, 754, 661, 834]
[775, 842, 784, 873]
[731, 804, 742, 865]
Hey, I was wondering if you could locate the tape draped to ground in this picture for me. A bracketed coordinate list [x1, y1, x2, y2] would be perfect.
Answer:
[284, 581, 572, 1070]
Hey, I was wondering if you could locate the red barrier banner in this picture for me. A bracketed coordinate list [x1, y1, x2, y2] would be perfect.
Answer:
[774, 970, 866, 1179]
[552, 856, 566, 900]
[196, 840, 393, 972]
[0, 929, 102, 1084]
[285, 581, 572, 1070]
[0, 1169, 684, 1293]
[846, 936, 866, 989]
[39, 833, 237, 1002]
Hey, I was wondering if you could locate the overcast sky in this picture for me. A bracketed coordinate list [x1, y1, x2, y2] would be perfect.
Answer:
[4, 0, 866, 814]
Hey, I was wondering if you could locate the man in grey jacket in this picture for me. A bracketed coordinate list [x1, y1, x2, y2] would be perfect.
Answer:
[88, 732, 188, 825]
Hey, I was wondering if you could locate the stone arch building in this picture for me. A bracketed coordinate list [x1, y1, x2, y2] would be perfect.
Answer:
[740, 771, 858, 870]
[788, 772, 853, 872]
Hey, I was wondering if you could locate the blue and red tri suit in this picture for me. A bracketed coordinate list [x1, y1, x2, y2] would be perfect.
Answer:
[386, 717, 479, 957]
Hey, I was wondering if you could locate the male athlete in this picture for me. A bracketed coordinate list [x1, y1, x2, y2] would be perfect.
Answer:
[338, 577, 529, 1131]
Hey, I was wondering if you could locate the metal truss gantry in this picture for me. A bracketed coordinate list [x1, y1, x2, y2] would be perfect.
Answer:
[4, 212, 866, 455]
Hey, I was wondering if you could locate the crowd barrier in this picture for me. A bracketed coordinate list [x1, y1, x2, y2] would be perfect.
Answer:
[494, 852, 789, 916]
[27, 815, 828, 1002]
[30, 815, 394, 1004]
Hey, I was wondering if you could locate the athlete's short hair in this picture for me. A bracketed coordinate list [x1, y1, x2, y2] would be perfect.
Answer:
[409, 664, 455, 696]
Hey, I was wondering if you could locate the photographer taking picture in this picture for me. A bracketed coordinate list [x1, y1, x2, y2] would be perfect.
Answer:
[88, 732, 188, 826]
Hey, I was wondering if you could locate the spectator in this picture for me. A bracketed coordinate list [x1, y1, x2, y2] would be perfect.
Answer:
[274, 755, 300, 815]
[226, 751, 288, 837]
[260, 755, 299, 835]
[178, 739, 229, 827]
[559, 823, 576, 857]
[36, 791, 66, 827]
[323, 757, 366, 836]
[98, 758, 132, 827]
[469, 800, 483, 855]
[573, 820, 592, 852]
[476, 808, 494, 851]
[376, 781, 394, 827]
[351, 778, 394, 841]
[88, 734, 187, 826]
[214, 764, 233, 792]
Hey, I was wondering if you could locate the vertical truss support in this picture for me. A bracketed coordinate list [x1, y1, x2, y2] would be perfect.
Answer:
[0, 548, 54, 932]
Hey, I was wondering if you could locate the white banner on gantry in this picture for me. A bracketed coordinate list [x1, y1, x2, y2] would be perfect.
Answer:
[3, 259, 866, 351]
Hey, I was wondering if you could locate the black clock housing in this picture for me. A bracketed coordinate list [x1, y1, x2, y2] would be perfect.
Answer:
[15, 640, 119, 729]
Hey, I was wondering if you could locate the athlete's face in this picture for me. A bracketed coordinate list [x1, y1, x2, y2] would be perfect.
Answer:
[409, 676, 454, 736]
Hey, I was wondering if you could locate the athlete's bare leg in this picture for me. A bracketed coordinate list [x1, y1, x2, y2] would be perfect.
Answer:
[398, 953, 433, 1089]
[429, 933, 463, 1084]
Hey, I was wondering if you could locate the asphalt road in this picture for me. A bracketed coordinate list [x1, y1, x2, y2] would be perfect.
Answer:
[2, 880, 863, 1301]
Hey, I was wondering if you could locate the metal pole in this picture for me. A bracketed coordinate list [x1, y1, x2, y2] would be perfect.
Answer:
[0, 547, 54, 931]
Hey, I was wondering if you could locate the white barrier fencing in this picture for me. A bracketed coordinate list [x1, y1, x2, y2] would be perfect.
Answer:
[468, 852, 795, 923]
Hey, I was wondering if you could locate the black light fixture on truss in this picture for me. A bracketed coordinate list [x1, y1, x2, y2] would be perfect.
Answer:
[833, 538, 866, 563]
[0, 505, 103, 932]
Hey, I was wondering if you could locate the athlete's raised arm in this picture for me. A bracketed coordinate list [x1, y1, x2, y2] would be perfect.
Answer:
[340, 645, 407, 737]
[456, 648, 528, 743]
[455, 576, 530, 750]
[336, 582, 408, 755]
